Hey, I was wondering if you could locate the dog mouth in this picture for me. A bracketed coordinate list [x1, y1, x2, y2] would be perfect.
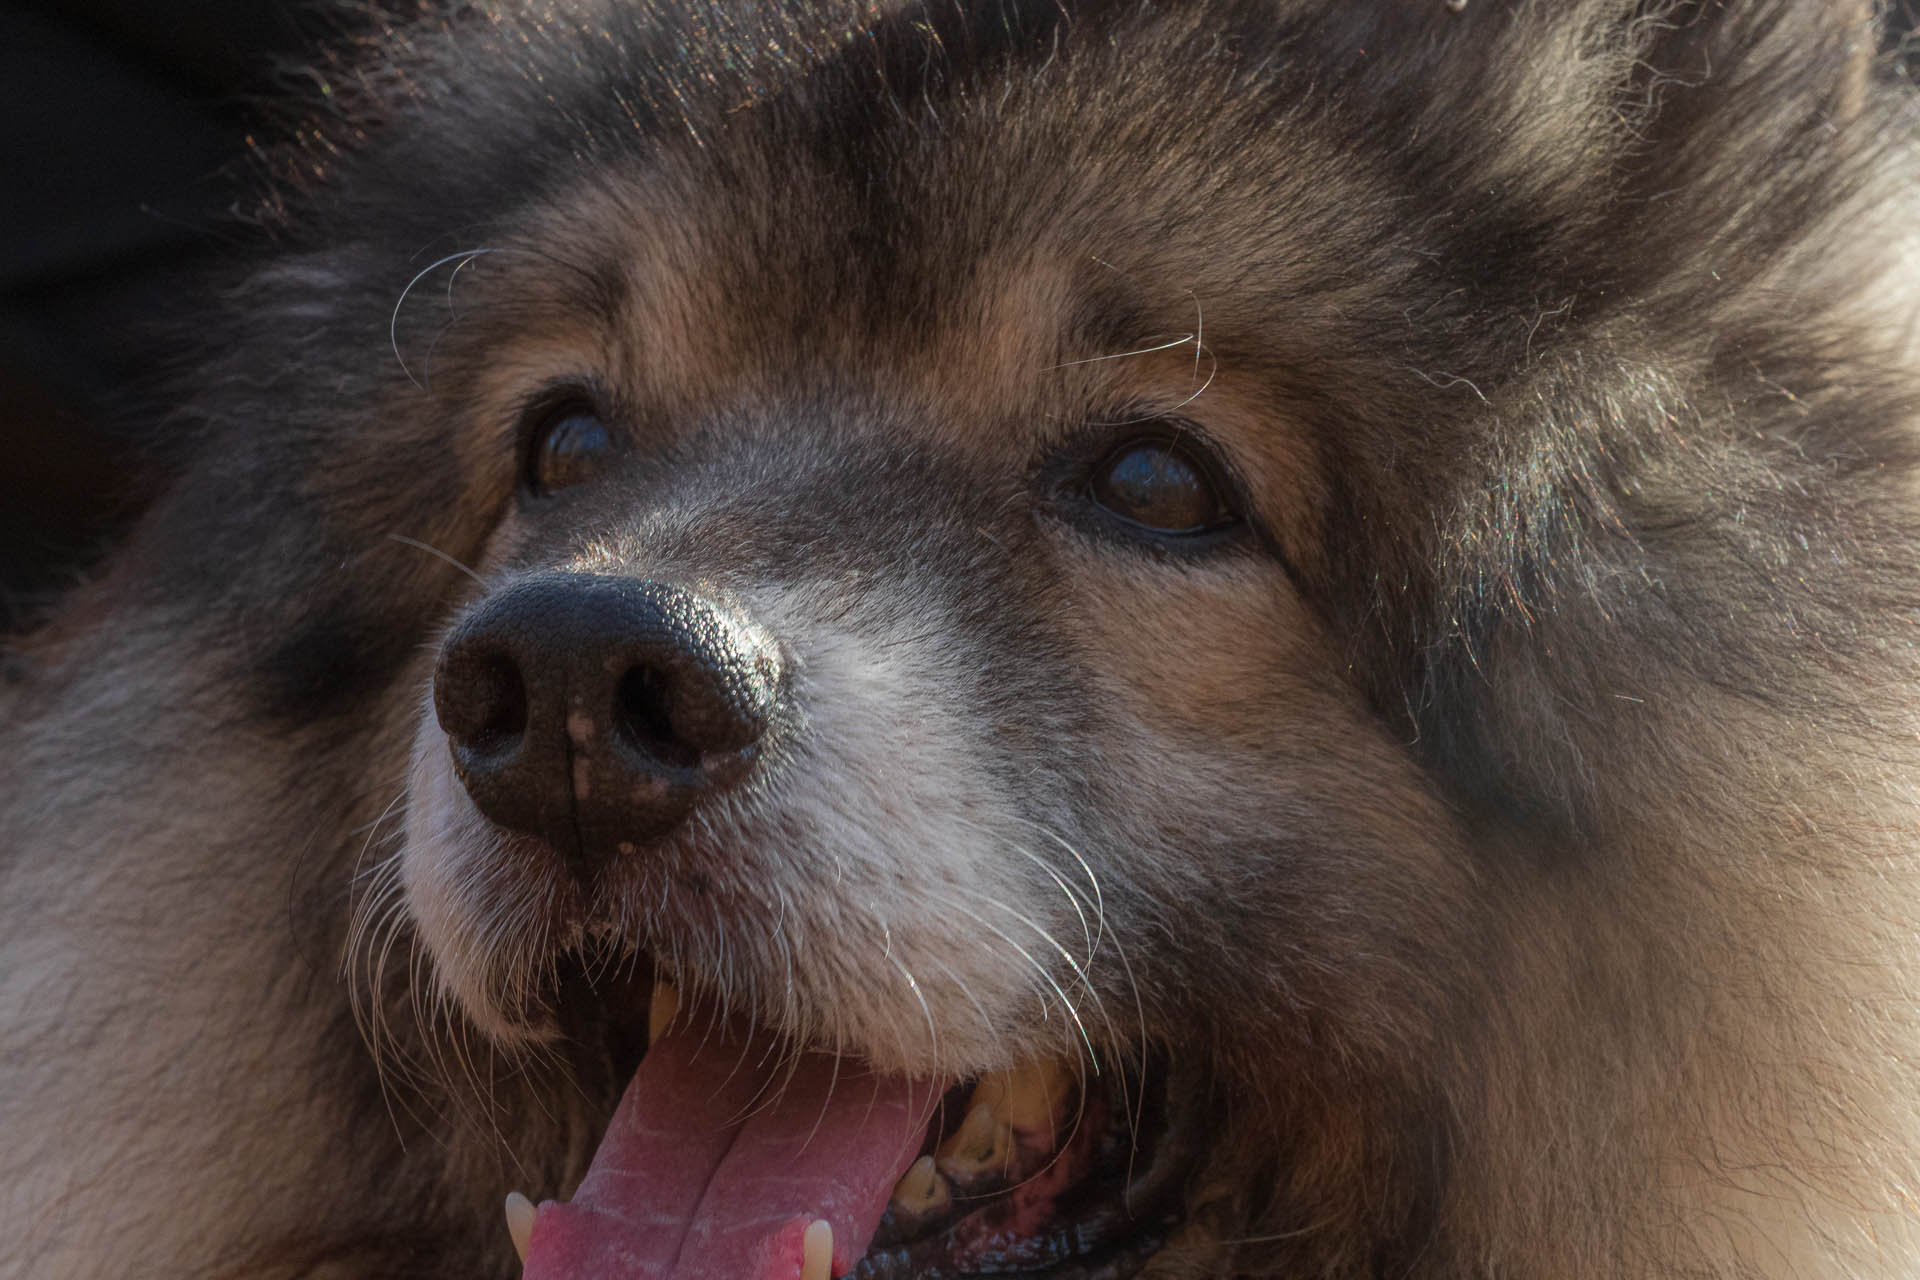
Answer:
[852, 1062, 1191, 1280]
[515, 974, 1194, 1280]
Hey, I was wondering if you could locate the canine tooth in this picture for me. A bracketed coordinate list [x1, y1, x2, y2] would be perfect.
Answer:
[800, 1218, 833, 1280]
[648, 982, 680, 1045]
[888, 1155, 953, 1219]
[972, 1059, 1074, 1142]
[935, 1096, 1011, 1183]
[504, 1190, 537, 1263]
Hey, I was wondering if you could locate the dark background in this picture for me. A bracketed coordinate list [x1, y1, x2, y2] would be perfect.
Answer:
[0, 0, 358, 627]
[4, 1, 1919, 629]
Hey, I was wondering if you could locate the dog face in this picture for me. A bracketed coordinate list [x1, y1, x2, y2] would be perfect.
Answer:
[8, 1, 1920, 1278]
[391, 162, 1468, 1076]
[380, 99, 1478, 1265]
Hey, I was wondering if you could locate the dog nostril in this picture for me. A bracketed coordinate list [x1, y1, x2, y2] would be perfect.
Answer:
[437, 648, 529, 761]
[609, 618, 780, 765]
[467, 654, 528, 756]
[614, 666, 680, 756]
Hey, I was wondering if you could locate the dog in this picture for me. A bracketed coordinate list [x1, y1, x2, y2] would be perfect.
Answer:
[6, 0, 1920, 1275]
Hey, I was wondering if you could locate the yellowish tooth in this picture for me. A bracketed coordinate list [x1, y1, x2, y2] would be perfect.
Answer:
[972, 1059, 1075, 1143]
[800, 1218, 834, 1280]
[935, 1097, 1011, 1183]
[504, 1190, 537, 1264]
[648, 982, 680, 1045]
[888, 1155, 953, 1219]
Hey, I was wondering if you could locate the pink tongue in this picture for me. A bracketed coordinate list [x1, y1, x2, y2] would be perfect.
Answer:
[520, 1017, 939, 1280]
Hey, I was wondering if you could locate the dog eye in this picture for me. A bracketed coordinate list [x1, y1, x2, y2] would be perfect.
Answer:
[1089, 439, 1231, 534]
[524, 405, 615, 497]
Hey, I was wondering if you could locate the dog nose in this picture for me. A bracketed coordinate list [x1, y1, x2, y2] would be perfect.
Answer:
[433, 573, 782, 860]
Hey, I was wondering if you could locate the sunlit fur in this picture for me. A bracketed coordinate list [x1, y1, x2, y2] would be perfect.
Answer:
[6, 2, 1920, 1277]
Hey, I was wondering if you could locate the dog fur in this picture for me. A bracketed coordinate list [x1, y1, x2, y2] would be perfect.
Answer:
[6, 1, 1920, 1276]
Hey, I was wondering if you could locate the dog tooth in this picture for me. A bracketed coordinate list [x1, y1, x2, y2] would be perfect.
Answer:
[648, 982, 680, 1045]
[888, 1155, 953, 1219]
[972, 1059, 1075, 1143]
[504, 1191, 537, 1264]
[935, 1096, 1011, 1183]
[800, 1218, 833, 1280]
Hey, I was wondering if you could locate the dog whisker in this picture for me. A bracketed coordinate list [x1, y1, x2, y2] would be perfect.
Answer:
[1044, 332, 1199, 370]
[1030, 824, 1110, 968]
[1004, 820, 1147, 1147]
[1083, 342, 1219, 426]
[930, 888, 1102, 1074]
[1001, 839, 1096, 964]
[388, 247, 501, 390]
[385, 533, 490, 588]
[1187, 289, 1205, 392]
[884, 950, 941, 1070]
[922, 950, 1009, 1069]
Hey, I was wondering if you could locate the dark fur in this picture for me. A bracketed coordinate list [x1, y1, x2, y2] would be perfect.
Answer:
[6, 1, 1920, 1276]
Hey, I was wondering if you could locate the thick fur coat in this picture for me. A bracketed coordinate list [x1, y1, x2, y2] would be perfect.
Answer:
[5, 1, 1920, 1276]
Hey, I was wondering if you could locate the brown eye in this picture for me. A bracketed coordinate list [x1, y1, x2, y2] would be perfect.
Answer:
[525, 407, 614, 496]
[1089, 439, 1230, 534]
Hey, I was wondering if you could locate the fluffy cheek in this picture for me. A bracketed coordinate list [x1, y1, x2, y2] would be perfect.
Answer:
[1072, 561, 1476, 1062]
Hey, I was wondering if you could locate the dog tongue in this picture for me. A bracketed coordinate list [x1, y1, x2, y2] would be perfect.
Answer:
[520, 1015, 936, 1280]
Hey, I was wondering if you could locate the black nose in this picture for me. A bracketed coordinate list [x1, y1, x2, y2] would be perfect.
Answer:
[433, 573, 782, 860]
